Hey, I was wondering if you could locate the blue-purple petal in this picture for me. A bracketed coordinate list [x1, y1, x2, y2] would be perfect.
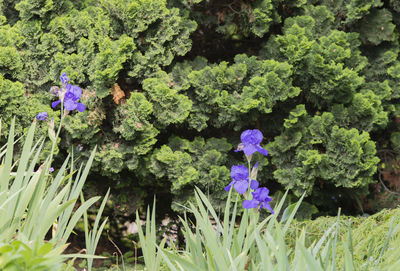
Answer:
[240, 130, 253, 143]
[36, 112, 48, 121]
[250, 179, 259, 190]
[60, 73, 69, 84]
[70, 85, 82, 100]
[64, 99, 77, 111]
[256, 145, 269, 156]
[261, 202, 274, 214]
[252, 187, 270, 202]
[250, 130, 263, 144]
[76, 102, 85, 112]
[241, 129, 263, 145]
[51, 100, 61, 108]
[65, 83, 72, 92]
[234, 180, 249, 194]
[242, 144, 257, 156]
[65, 92, 75, 100]
[230, 165, 249, 181]
[224, 181, 234, 192]
[243, 200, 259, 209]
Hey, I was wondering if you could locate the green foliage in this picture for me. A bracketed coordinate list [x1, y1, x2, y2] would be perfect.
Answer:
[143, 73, 192, 127]
[304, 30, 365, 107]
[303, 5, 335, 37]
[2, 0, 400, 230]
[269, 105, 379, 197]
[149, 136, 232, 211]
[331, 90, 388, 131]
[391, 132, 400, 154]
[0, 75, 61, 158]
[3, 0, 196, 95]
[136, 188, 400, 270]
[83, 189, 110, 271]
[15, 0, 71, 21]
[0, 76, 25, 137]
[180, 0, 281, 39]
[288, 207, 400, 269]
[309, 0, 383, 26]
[172, 54, 301, 131]
[0, 240, 75, 271]
[0, 46, 23, 78]
[0, 119, 108, 270]
[113, 92, 158, 155]
[345, 0, 383, 23]
[387, 60, 400, 99]
[91, 35, 136, 98]
[353, 8, 396, 45]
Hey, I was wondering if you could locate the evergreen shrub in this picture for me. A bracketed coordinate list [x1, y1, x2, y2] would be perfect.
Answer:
[1, 0, 400, 222]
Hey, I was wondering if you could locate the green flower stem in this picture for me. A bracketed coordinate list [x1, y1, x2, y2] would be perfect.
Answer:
[246, 159, 253, 201]
[47, 102, 64, 173]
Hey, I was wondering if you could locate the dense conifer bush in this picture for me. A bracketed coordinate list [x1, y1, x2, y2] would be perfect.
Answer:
[1, 0, 400, 227]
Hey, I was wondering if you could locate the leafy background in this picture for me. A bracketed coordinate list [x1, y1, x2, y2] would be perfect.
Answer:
[1, 0, 400, 244]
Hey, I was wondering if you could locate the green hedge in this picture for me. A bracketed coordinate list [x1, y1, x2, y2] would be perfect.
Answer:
[1, 0, 400, 224]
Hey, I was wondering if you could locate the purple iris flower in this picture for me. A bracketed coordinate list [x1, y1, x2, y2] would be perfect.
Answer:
[243, 187, 274, 213]
[49, 167, 54, 173]
[63, 84, 85, 111]
[60, 72, 69, 85]
[235, 129, 268, 156]
[36, 112, 48, 121]
[52, 73, 85, 112]
[224, 165, 259, 194]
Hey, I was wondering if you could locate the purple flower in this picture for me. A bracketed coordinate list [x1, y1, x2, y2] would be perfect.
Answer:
[235, 129, 268, 156]
[224, 165, 259, 194]
[36, 112, 48, 121]
[52, 73, 85, 112]
[49, 167, 54, 172]
[243, 187, 274, 213]
[51, 100, 61, 108]
[63, 85, 85, 111]
[60, 72, 69, 85]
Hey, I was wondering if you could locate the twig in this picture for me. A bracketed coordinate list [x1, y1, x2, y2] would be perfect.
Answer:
[376, 148, 400, 196]
[107, 231, 125, 271]
[377, 171, 400, 196]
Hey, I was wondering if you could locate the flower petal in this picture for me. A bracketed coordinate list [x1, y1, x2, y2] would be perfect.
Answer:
[250, 179, 259, 190]
[241, 129, 263, 145]
[65, 92, 75, 100]
[240, 130, 253, 143]
[250, 129, 263, 144]
[65, 83, 72, 92]
[252, 187, 270, 201]
[234, 180, 248, 194]
[230, 165, 249, 181]
[224, 181, 234, 192]
[243, 200, 259, 209]
[36, 112, 48, 121]
[261, 202, 274, 214]
[76, 102, 85, 112]
[64, 99, 77, 111]
[70, 85, 82, 100]
[242, 144, 257, 156]
[60, 73, 69, 84]
[256, 145, 269, 156]
[51, 100, 61, 108]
